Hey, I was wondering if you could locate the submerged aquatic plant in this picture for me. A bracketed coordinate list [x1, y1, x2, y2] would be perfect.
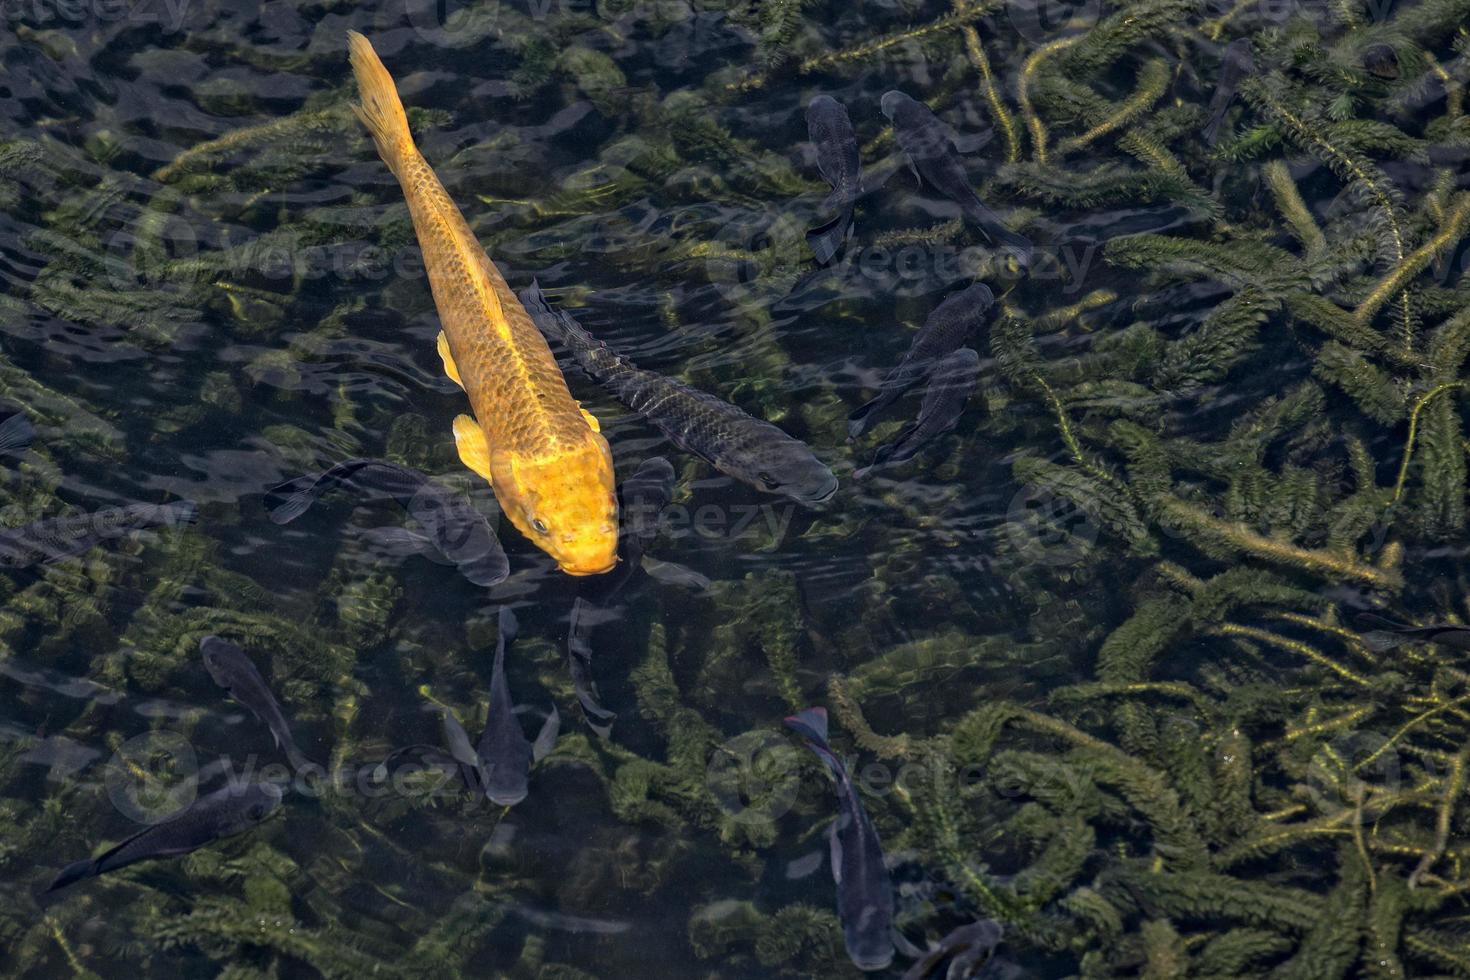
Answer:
[6, 0, 1470, 975]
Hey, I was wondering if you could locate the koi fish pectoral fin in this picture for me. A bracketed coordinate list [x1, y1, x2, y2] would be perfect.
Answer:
[577, 403, 600, 433]
[437, 332, 465, 389]
[452, 415, 494, 485]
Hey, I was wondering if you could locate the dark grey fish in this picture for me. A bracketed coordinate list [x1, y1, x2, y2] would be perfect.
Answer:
[0, 412, 35, 456]
[856, 348, 980, 477]
[784, 707, 894, 971]
[564, 456, 677, 735]
[266, 459, 509, 587]
[806, 95, 862, 266]
[200, 637, 313, 774]
[476, 607, 559, 805]
[849, 284, 994, 439]
[0, 501, 197, 569]
[1355, 612, 1470, 652]
[594, 456, 677, 602]
[900, 920, 1004, 980]
[880, 91, 1032, 265]
[521, 282, 837, 505]
[1203, 39, 1255, 146]
[47, 781, 281, 892]
[567, 596, 617, 737]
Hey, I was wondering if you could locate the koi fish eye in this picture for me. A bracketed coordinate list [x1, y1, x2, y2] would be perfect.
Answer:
[531, 518, 550, 534]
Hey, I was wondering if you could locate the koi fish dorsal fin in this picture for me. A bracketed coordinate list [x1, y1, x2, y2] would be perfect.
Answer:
[438, 332, 464, 390]
[578, 404, 600, 433]
[453, 415, 493, 485]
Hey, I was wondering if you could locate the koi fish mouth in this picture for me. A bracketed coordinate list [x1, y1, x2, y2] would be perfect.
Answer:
[560, 558, 619, 576]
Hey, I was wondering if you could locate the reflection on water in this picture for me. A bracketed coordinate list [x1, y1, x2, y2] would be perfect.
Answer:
[2, 0, 1470, 975]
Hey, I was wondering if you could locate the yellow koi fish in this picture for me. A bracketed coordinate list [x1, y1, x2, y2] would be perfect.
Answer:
[347, 31, 618, 576]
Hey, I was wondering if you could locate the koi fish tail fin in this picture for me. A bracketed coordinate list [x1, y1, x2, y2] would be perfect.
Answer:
[806, 205, 853, 266]
[348, 31, 415, 175]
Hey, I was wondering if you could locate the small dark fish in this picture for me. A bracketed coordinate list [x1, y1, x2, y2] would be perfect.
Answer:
[1355, 612, 1470, 652]
[806, 95, 862, 266]
[200, 637, 313, 774]
[567, 597, 618, 737]
[522, 282, 837, 505]
[0, 411, 35, 456]
[1362, 43, 1400, 80]
[880, 91, 1032, 265]
[266, 459, 509, 587]
[1202, 39, 1255, 146]
[476, 607, 559, 805]
[856, 348, 980, 477]
[900, 920, 1005, 980]
[594, 456, 677, 602]
[0, 501, 197, 569]
[47, 781, 281, 892]
[849, 283, 995, 439]
[784, 707, 894, 972]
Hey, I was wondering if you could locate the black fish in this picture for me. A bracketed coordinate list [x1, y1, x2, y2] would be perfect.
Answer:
[476, 607, 558, 805]
[784, 707, 894, 972]
[806, 95, 862, 266]
[849, 283, 994, 439]
[595, 456, 677, 602]
[900, 920, 1004, 980]
[856, 348, 980, 477]
[880, 91, 1032, 265]
[1355, 613, 1470, 652]
[1202, 39, 1255, 146]
[0, 411, 35, 456]
[521, 283, 838, 505]
[200, 636, 313, 774]
[47, 781, 281, 892]
[0, 501, 197, 569]
[266, 459, 509, 587]
[567, 596, 618, 737]
[564, 457, 677, 735]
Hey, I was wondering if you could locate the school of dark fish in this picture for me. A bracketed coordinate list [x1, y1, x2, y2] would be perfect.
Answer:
[37, 50, 1453, 976]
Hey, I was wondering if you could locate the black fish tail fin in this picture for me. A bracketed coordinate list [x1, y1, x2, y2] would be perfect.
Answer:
[285, 744, 314, 775]
[263, 476, 319, 525]
[0, 412, 36, 455]
[784, 706, 829, 745]
[1203, 108, 1229, 147]
[806, 206, 853, 266]
[47, 858, 97, 892]
[1354, 612, 1409, 632]
[847, 395, 894, 440]
[1360, 631, 1405, 653]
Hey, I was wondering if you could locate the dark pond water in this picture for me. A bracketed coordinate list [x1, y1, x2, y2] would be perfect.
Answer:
[4, 0, 1470, 976]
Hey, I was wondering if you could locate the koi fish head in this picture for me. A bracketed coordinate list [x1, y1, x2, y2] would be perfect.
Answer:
[500, 432, 619, 576]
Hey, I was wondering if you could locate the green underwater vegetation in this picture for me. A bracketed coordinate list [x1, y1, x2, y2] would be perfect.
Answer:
[4, 0, 1470, 975]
